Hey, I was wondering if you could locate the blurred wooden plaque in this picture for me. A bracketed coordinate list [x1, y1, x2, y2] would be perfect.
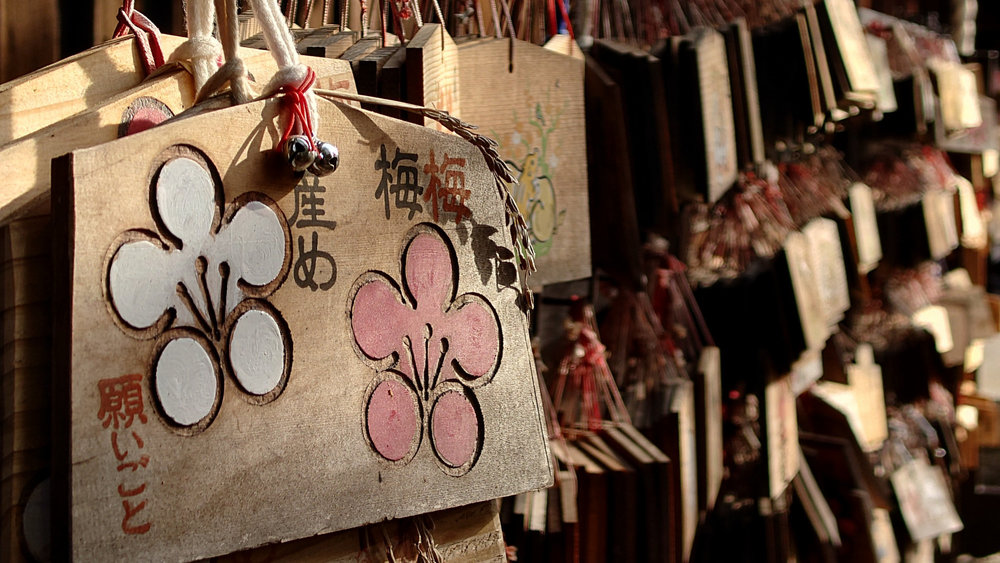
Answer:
[457, 37, 590, 286]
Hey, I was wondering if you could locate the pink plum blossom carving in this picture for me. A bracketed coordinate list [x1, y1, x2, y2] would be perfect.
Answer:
[349, 224, 501, 475]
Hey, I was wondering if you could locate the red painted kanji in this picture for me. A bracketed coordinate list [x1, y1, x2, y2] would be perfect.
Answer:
[111, 431, 145, 461]
[97, 374, 148, 429]
[117, 455, 150, 472]
[121, 499, 151, 535]
[423, 150, 470, 224]
[100, 375, 152, 535]
[118, 482, 147, 497]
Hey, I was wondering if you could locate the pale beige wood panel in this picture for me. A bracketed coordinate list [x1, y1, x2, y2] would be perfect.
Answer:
[0, 50, 357, 225]
[0, 71, 199, 225]
[457, 38, 590, 287]
[0, 35, 185, 145]
[0, 49, 359, 562]
[216, 500, 506, 562]
[0, 34, 357, 146]
[54, 97, 550, 561]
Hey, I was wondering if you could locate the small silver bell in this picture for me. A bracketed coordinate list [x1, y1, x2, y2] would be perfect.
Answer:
[309, 139, 340, 176]
[284, 135, 316, 172]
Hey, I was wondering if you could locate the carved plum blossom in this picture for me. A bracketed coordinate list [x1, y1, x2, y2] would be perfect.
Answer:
[349, 224, 501, 475]
[105, 148, 292, 434]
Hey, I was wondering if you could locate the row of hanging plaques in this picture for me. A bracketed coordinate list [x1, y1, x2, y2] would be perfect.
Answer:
[0, 6, 592, 560]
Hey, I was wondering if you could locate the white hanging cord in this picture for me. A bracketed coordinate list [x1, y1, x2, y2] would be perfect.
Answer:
[249, 0, 319, 130]
[198, 0, 254, 103]
[362, 0, 372, 36]
[304, 0, 317, 25]
[170, 0, 224, 92]
[322, 0, 333, 24]
[429, 0, 445, 26]
[411, 0, 424, 26]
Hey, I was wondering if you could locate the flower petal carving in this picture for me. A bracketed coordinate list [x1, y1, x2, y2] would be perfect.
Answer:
[154, 156, 217, 249]
[105, 147, 292, 434]
[350, 224, 502, 474]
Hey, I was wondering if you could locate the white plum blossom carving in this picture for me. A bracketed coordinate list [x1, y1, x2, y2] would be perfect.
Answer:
[106, 150, 292, 433]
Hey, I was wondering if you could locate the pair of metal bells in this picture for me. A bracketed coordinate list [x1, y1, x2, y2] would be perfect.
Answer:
[283, 135, 340, 176]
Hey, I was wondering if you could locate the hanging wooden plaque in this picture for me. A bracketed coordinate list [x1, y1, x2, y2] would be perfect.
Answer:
[406, 24, 461, 130]
[922, 188, 959, 261]
[784, 232, 830, 352]
[890, 459, 963, 541]
[0, 49, 357, 225]
[847, 182, 882, 274]
[764, 376, 800, 499]
[215, 500, 506, 561]
[724, 19, 765, 168]
[0, 34, 183, 145]
[802, 218, 850, 329]
[695, 347, 723, 512]
[802, 2, 840, 117]
[1, 54, 358, 561]
[819, 0, 880, 97]
[1, 216, 54, 562]
[682, 28, 739, 204]
[51, 98, 551, 560]
[456, 37, 590, 287]
[846, 344, 888, 452]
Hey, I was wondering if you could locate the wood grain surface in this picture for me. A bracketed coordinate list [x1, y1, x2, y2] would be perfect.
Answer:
[0, 45, 358, 561]
[52, 96, 551, 561]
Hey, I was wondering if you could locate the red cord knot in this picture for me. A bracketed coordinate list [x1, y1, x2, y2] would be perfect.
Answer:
[273, 67, 338, 176]
[113, 0, 165, 75]
[275, 67, 318, 152]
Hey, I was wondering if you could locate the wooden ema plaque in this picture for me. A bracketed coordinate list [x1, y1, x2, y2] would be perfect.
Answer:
[215, 500, 506, 561]
[457, 38, 590, 287]
[0, 34, 186, 145]
[51, 98, 551, 560]
[406, 24, 461, 131]
[0, 54, 357, 561]
[0, 45, 358, 224]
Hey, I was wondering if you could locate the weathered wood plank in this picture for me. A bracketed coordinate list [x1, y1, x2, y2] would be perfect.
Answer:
[53, 96, 550, 560]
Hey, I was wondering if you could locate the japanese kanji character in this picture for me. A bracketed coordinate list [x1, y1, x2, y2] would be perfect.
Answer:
[375, 144, 393, 220]
[424, 150, 469, 223]
[442, 161, 471, 224]
[288, 175, 337, 230]
[121, 499, 151, 535]
[390, 148, 422, 219]
[110, 431, 144, 461]
[293, 232, 337, 291]
[118, 482, 147, 497]
[97, 374, 147, 429]
[117, 455, 150, 473]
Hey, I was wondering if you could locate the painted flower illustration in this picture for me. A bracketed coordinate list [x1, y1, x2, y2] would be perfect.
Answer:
[105, 148, 292, 434]
[498, 96, 569, 257]
[349, 224, 501, 475]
